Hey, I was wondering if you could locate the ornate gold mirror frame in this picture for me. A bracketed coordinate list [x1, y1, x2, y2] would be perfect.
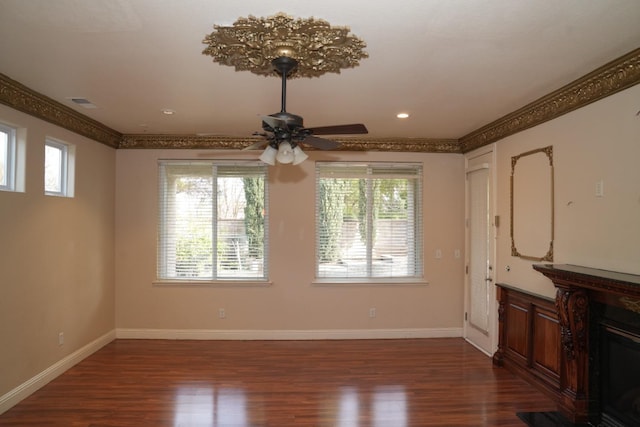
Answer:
[510, 146, 554, 261]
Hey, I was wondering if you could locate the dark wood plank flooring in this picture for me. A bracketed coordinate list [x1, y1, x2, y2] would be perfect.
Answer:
[0, 338, 556, 426]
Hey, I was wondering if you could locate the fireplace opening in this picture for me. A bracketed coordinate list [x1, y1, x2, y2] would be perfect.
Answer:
[600, 321, 640, 427]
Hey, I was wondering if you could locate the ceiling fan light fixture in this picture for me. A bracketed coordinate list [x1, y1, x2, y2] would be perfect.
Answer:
[292, 146, 308, 165]
[259, 145, 278, 165]
[276, 141, 295, 164]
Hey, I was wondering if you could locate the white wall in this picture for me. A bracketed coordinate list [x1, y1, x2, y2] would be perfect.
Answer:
[494, 84, 640, 297]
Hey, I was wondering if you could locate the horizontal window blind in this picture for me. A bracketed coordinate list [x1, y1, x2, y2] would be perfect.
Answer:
[316, 162, 423, 280]
[158, 160, 268, 281]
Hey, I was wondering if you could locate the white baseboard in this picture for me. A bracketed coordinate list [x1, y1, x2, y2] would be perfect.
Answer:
[463, 337, 494, 357]
[116, 327, 462, 340]
[0, 329, 116, 415]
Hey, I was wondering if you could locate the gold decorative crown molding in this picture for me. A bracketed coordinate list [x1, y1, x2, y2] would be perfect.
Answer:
[120, 134, 263, 150]
[332, 137, 461, 153]
[202, 13, 368, 78]
[0, 72, 122, 148]
[2, 48, 639, 153]
[460, 47, 640, 153]
[120, 134, 461, 153]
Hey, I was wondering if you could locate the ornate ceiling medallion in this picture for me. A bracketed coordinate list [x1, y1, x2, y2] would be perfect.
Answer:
[202, 13, 368, 78]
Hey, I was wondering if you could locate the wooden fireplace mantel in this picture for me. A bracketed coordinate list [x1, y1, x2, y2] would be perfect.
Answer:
[533, 264, 640, 301]
[532, 264, 640, 423]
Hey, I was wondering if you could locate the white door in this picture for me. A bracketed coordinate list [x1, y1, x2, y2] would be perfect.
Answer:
[464, 148, 496, 355]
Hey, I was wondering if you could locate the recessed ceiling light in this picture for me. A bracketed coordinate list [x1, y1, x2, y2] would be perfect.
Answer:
[162, 109, 176, 115]
[396, 112, 410, 119]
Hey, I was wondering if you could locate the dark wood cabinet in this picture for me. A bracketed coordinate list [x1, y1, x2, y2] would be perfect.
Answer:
[531, 304, 561, 379]
[494, 284, 561, 399]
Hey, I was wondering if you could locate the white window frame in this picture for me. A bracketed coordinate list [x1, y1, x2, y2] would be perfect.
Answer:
[44, 138, 75, 197]
[156, 160, 270, 285]
[0, 123, 17, 192]
[315, 161, 424, 284]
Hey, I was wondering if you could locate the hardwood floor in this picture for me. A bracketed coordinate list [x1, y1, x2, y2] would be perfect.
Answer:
[0, 338, 556, 426]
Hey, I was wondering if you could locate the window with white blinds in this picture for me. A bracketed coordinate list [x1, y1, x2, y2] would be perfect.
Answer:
[158, 160, 268, 281]
[315, 162, 423, 280]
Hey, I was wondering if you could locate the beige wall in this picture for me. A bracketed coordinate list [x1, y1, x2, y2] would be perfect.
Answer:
[493, 84, 640, 297]
[2, 81, 638, 409]
[115, 150, 466, 334]
[0, 105, 116, 398]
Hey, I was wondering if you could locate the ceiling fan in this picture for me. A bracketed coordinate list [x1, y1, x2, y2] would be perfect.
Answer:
[247, 56, 368, 165]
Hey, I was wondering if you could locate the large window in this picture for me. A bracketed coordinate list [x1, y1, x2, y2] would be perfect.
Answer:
[316, 162, 423, 280]
[45, 138, 75, 197]
[158, 161, 268, 281]
[0, 123, 16, 192]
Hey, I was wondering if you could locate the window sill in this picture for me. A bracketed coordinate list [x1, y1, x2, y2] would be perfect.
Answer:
[45, 192, 72, 198]
[312, 278, 429, 287]
[153, 280, 272, 288]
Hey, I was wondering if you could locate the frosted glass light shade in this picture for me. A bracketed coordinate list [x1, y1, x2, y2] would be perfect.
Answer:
[292, 146, 308, 165]
[259, 145, 277, 165]
[276, 141, 294, 164]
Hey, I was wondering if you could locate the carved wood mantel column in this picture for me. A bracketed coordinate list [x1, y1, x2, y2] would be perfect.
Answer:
[554, 285, 589, 421]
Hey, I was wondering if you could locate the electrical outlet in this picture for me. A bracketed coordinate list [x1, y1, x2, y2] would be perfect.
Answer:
[435, 249, 442, 259]
[218, 308, 226, 319]
[58, 332, 64, 346]
[369, 307, 376, 318]
[595, 180, 604, 197]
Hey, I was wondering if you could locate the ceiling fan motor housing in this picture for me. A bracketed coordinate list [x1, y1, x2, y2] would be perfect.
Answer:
[265, 111, 304, 129]
[263, 112, 307, 146]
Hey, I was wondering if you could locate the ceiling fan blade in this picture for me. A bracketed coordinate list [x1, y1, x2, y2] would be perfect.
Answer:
[305, 123, 368, 135]
[261, 115, 288, 130]
[302, 135, 341, 150]
[243, 139, 269, 151]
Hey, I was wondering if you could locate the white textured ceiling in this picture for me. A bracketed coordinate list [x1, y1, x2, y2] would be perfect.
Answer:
[1, 0, 639, 140]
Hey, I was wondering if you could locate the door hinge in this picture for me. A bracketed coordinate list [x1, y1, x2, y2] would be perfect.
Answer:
[465, 312, 468, 321]
[465, 265, 469, 274]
